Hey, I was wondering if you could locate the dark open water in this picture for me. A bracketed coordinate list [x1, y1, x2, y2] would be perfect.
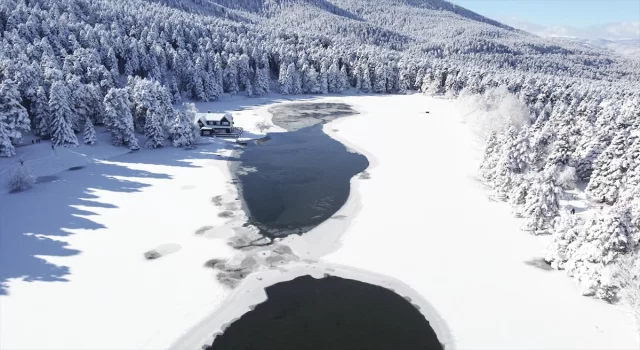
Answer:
[206, 275, 444, 350]
[233, 103, 368, 240]
[213, 103, 443, 350]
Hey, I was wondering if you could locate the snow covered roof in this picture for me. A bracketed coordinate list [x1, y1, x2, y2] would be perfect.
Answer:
[196, 111, 233, 122]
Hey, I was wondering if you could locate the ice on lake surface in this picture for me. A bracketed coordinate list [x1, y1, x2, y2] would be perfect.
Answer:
[233, 102, 368, 240]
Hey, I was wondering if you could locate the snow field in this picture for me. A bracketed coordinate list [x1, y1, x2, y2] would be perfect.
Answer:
[304, 94, 637, 349]
[173, 94, 638, 350]
[0, 102, 275, 349]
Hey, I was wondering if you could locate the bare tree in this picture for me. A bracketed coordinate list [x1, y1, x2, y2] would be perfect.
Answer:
[8, 164, 35, 192]
[255, 121, 272, 133]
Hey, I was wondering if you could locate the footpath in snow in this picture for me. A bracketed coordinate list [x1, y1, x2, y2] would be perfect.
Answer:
[0, 94, 637, 350]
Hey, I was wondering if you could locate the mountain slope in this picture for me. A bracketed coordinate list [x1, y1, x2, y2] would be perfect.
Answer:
[162, 0, 639, 80]
[558, 37, 640, 60]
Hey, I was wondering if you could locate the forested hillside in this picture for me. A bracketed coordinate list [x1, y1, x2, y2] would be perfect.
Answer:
[0, 0, 639, 309]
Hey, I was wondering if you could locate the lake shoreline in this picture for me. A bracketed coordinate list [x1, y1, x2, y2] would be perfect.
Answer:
[173, 100, 453, 350]
[169, 261, 454, 350]
[229, 102, 368, 241]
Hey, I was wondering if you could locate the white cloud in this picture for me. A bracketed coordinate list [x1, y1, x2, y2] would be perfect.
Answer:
[500, 16, 640, 40]
[498, 17, 640, 59]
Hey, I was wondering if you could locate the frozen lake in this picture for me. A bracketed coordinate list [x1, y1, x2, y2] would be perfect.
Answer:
[232, 102, 368, 240]
[214, 102, 443, 349]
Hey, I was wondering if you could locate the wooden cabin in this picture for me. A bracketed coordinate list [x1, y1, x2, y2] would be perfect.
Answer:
[196, 111, 234, 135]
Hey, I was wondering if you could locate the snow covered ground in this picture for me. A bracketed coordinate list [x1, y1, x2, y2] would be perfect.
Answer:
[0, 95, 285, 350]
[1, 93, 637, 350]
[307, 94, 638, 349]
[172, 94, 639, 350]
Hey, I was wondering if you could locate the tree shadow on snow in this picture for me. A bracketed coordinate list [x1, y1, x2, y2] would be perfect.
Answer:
[0, 142, 234, 295]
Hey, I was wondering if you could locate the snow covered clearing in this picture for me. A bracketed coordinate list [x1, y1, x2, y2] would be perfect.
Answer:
[0, 144, 239, 349]
[0, 96, 286, 350]
[1, 93, 637, 350]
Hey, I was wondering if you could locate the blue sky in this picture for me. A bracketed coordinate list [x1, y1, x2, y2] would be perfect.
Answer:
[450, 0, 640, 39]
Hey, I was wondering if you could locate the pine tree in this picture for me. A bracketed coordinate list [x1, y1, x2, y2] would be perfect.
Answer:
[480, 132, 500, 181]
[278, 62, 290, 95]
[244, 70, 254, 97]
[544, 211, 584, 270]
[489, 127, 520, 197]
[193, 72, 207, 102]
[373, 62, 387, 93]
[254, 54, 270, 96]
[339, 65, 349, 92]
[48, 81, 78, 147]
[386, 63, 398, 93]
[168, 75, 182, 104]
[328, 60, 340, 93]
[144, 110, 165, 148]
[103, 88, 139, 150]
[213, 53, 224, 93]
[398, 68, 410, 94]
[238, 53, 253, 95]
[613, 252, 640, 332]
[546, 129, 575, 168]
[508, 127, 533, 174]
[414, 68, 425, 90]
[85, 84, 105, 127]
[105, 47, 117, 72]
[418, 78, 433, 95]
[625, 137, 640, 187]
[562, 206, 635, 299]
[287, 62, 302, 95]
[33, 87, 50, 138]
[575, 138, 605, 181]
[170, 110, 195, 148]
[319, 60, 329, 94]
[360, 62, 371, 93]
[83, 118, 97, 145]
[586, 128, 630, 204]
[204, 71, 221, 101]
[353, 63, 362, 91]
[509, 174, 531, 216]
[0, 121, 15, 157]
[65, 76, 83, 132]
[302, 64, 320, 94]
[521, 167, 562, 234]
[224, 55, 239, 95]
[0, 80, 30, 143]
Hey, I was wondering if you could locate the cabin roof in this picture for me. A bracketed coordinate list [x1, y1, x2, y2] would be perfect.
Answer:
[195, 111, 233, 121]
